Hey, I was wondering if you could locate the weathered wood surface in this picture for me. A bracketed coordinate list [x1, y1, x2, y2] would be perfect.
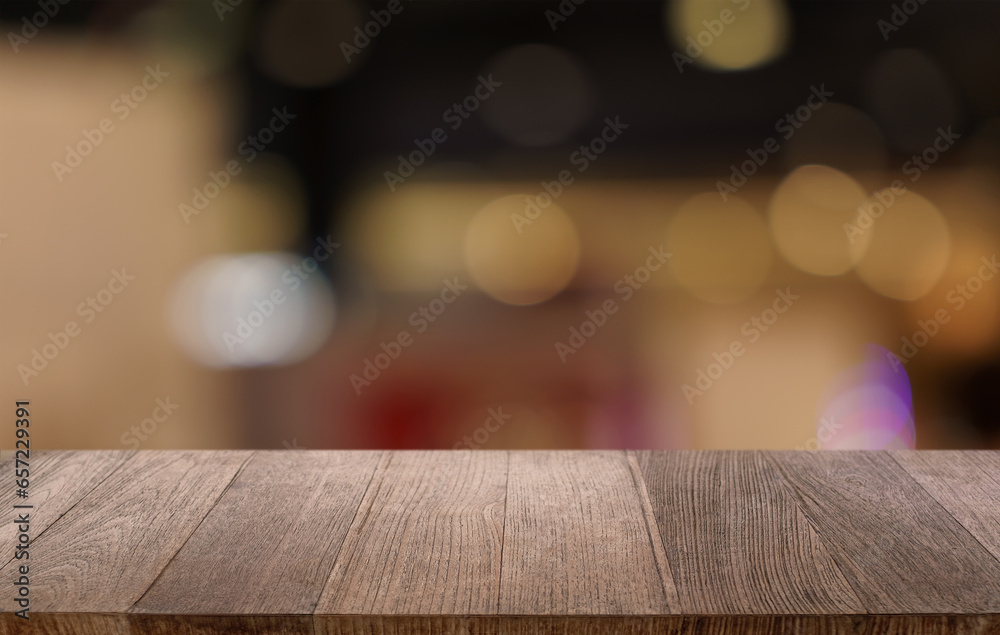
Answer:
[315, 450, 507, 615]
[134, 451, 383, 616]
[498, 451, 675, 615]
[2, 450, 999, 635]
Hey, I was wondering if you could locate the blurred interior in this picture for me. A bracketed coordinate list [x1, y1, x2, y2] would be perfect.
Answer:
[2, 0, 999, 451]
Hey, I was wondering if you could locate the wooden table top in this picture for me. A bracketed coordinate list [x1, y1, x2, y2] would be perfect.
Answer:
[2, 450, 999, 634]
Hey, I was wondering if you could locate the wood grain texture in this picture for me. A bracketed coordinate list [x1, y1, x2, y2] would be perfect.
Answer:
[128, 614, 313, 635]
[3, 450, 1000, 635]
[0, 614, 308, 635]
[315, 451, 507, 615]
[499, 451, 673, 615]
[0, 451, 252, 613]
[0, 450, 134, 567]
[0, 613, 130, 635]
[765, 450, 1000, 614]
[496, 615, 1000, 635]
[133, 451, 382, 615]
[4, 614, 998, 635]
[314, 616, 497, 635]
[633, 450, 863, 615]
[626, 454, 681, 609]
[892, 450, 1000, 563]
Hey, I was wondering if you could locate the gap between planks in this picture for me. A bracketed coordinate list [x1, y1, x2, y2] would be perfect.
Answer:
[888, 450, 1000, 569]
[626, 450, 682, 610]
[311, 450, 389, 613]
[496, 450, 511, 615]
[127, 450, 260, 612]
[14, 450, 1000, 624]
[0, 450, 138, 572]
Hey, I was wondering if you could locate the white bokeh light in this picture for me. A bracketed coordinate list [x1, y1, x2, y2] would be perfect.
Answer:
[169, 253, 336, 368]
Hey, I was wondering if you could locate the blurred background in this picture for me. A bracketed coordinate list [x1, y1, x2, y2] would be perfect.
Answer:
[2, 0, 999, 452]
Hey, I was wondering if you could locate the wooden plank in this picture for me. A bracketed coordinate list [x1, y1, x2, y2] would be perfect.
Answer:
[315, 450, 507, 615]
[0, 451, 134, 568]
[632, 450, 863, 614]
[498, 451, 673, 615]
[0, 613, 130, 635]
[766, 450, 1000, 614]
[892, 451, 1000, 564]
[495, 615, 1000, 635]
[8, 614, 997, 635]
[4, 449, 1000, 633]
[133, 451, 382, 615]
[0, 451, 253, 613]
[130, 614, 313, 635]
[0, 614, 309, 635]
[498, 616, 664, 635]
[314, 616, 497, 635]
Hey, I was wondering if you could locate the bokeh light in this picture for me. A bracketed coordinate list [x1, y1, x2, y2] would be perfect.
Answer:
[348, 184, 481, 291]
[817, 344, 915, 450]
[855, 190, 951, 301]
[5, 0, 999, 454]
[464, 194, 580, 305]
[667, 0, 790, 72]
[769, 164, 871, 276]
[169, 254, 336, 367]
[667, 193, 772, 304]
[479, 44, 595, 147]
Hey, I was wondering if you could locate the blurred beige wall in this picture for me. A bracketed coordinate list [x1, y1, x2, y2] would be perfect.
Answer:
[1, 40, 238, 450]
